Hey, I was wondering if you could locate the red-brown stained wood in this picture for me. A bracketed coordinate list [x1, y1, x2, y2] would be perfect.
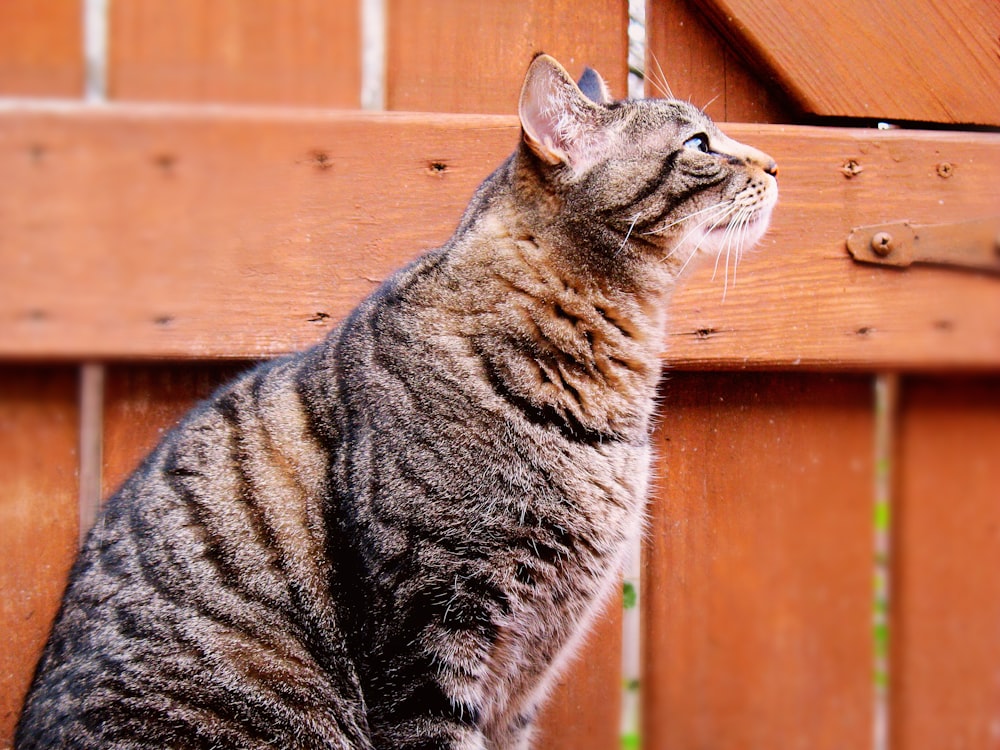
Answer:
[0, 0, 84, 98]
[646, 0, 792, 123]
[386, 0, 629, 113]
[0, 368, 79, 746]
[642, 373, 875, 749]
[109, 0, 360, 107]
[536, 598, 623, 750]
[101, 363, 253, 500]
[702, 0, 1000, 126]
[890, 377, 1000, 750]
[0, 109, 997, 368]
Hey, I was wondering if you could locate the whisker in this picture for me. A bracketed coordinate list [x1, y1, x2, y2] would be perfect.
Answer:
[615, 213, 642, 257]
[710, 215, 732, 282]
[662, 204, 732, 263]
[646, 51, 674, 100]
[731, 208, 751, 291]
[673, 204, 735, 276]
[720, 207, 749, 298]
[640, 201, 732, 237]
[723, 207, 754, 299]
[701, 93, 722, 113]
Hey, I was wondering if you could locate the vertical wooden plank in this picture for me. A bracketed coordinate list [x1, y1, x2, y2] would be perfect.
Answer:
[387, 4, 629, 744]
[0, 367, 79, 746]
[0, 0, 84, 97]
[535, 599, 624, 750]
[645, 0, 791, 122]
[108, 0, 360, 107]
[386, 0, 629, 113]
[642, 373, 874, 749]
[101, 363, 251, 499]
[77, 363, 104, 545]
[890, 377, 1000, 750]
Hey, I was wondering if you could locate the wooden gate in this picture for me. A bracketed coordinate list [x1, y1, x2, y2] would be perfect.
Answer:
[1, 2, 997, 748]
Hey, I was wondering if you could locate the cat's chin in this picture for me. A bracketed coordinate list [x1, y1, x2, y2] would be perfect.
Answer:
[691, 208, 774, 260]
[711, 210, 772, 246]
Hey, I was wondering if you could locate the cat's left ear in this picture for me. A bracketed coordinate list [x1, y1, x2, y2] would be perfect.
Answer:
[519, 54, 603, 168]
[577, 67, 612, 105]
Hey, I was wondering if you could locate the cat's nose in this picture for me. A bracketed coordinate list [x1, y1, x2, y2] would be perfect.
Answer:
[764, 160, 778, 177]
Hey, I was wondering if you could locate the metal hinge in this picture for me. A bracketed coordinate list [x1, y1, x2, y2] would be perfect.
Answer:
[846, 217, 1000, 274]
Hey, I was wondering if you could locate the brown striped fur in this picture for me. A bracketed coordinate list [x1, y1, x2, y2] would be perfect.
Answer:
[16, 55, 776, 749]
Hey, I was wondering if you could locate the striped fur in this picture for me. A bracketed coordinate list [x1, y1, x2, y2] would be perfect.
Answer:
[16, 55, 776, 749]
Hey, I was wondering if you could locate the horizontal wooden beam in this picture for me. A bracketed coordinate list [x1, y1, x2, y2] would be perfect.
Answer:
[1, 105, 997, 369]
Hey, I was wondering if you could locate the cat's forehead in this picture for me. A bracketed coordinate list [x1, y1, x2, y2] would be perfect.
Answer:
[618, 98, 715, 136]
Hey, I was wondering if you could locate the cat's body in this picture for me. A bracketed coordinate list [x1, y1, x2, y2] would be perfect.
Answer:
[16, 55, 776, 749]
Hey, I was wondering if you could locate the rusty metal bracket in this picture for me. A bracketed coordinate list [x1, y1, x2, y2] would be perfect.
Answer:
[846, 217, 1000, 274]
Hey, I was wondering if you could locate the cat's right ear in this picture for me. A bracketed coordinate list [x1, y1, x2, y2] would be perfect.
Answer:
[518, 54, 601, 168]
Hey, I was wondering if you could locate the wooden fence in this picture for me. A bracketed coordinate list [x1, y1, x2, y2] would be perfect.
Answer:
[1, 1, 998, 748]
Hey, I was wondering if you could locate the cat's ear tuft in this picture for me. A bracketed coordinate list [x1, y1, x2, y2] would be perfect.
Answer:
[577, 67, 612, 105]
[518, 54, 598, 167]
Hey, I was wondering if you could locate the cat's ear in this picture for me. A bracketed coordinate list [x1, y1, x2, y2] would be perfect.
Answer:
[577, 67, 612, 105]
[519, 54, 602, 167]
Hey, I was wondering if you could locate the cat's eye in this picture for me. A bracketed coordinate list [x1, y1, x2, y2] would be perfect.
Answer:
[683, 134, 711, 154]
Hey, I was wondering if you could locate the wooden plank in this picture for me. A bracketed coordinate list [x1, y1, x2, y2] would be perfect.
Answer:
[702, 0, 1000, 126]
[536, 598, 623, 750]
[0, 107, 998, 367]
[386, 0, 628, 113]
[645, 0, 792, 123]
[642, 373, 874, 749]
[0, 0, 84, 97]
[0, 367, 79, 746]
[890, 377, 1000, 750]
[386, 0, 633, 727]
[101, 363, 252, 499]
[0, 107, 511, 362]
[108, 0, 360, 106]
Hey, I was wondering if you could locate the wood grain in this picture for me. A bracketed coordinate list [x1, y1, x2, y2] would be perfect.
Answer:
[386, 0, 629, 113]
[0, 108, 997, 367]
[0, 367, 79, 746]
[0, 0, 84, 97]
[388, 5, 629, 739]
[642, 372, 875, 749]
[535, 597, 623, 750]
[108, 0, 360, 106]
[646, 0, 793, 123]
[890, 377, 1000, 750]
[702, 0, 1000, 126]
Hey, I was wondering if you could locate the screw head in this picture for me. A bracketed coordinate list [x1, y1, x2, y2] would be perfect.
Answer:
[871, 232, 894, 256]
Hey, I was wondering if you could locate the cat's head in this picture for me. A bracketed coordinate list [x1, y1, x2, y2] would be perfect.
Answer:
[517, 54, 777, 280]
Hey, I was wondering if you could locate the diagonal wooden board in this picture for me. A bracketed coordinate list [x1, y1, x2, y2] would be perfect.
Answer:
[701, 0, 1000, 126]
[0, 105, 997, 368]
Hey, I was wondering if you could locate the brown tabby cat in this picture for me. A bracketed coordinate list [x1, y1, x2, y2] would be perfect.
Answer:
[16, 54, 776, 749]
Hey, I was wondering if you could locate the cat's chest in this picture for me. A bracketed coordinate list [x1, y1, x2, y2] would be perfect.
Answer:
[478, 438, 648, 726]
[493, 434, 649, 620]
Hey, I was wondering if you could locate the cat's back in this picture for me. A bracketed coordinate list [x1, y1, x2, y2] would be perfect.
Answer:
[16, 242, 522, 748]
[15, 351, 374, 748]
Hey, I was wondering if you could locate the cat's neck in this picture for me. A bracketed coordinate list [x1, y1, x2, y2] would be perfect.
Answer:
[437, 193, 670, 443]
[453, 148, 678, 350]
